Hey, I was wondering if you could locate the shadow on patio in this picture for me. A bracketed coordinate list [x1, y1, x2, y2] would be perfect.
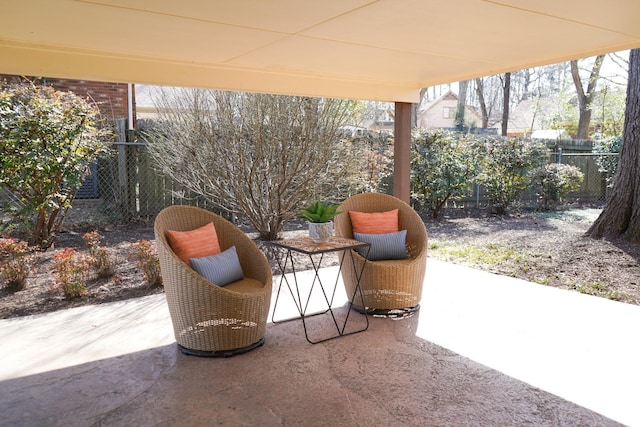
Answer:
[1, 259, 638, 426]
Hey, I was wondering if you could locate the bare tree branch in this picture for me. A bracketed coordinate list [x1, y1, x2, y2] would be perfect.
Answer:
[145, 90, 367, 240]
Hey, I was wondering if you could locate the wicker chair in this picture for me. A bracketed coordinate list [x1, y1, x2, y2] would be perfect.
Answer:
[335, 193, 427, 314]
[154, 205, 272, 357]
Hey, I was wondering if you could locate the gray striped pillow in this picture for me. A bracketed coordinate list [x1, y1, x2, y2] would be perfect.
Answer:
[353, 230, 408, 261]
[190, 246, 244, 286]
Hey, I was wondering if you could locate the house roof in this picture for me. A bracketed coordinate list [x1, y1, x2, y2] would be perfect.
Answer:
[420, 90, 459, 114]
[505, 99, 539, 131]
[1, 1, 639, 102]
[418, 90, 483, 122]
[496, 96, 575, 133]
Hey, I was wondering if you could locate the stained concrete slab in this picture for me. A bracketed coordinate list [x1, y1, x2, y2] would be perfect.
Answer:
[0, 259, 638, 426]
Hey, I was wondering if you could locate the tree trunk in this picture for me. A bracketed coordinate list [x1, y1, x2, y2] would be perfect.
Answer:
[412, 87, 427, 127]
[475, 78, 489, 128]
[501, 72, 511, 136]
[456, 80, 469, 130]
[588, 49, 640, 242]
[571, 55, 605, 139]
[521, 69, 531, 101]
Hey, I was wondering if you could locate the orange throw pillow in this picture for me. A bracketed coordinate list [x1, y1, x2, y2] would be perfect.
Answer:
[349, 209, 399, 234]
[166, 222, 221, 264]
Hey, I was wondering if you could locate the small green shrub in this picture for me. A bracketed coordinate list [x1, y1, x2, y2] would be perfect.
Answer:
[474, 137, 548, 214]
[0, 237, 31, 290]
[411, 129, 480, 218]
[52, 247, 92, 298]
[133, 240, 162, 287]
[83, 231, 114, 278]
[530, 163, 583, 211]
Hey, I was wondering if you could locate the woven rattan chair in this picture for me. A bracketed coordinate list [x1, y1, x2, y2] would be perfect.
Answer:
[154, 205, 272, 357]
[335, 193, 427, 314]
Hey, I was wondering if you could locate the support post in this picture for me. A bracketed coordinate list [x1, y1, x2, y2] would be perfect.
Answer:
[393, 102, 412, 203]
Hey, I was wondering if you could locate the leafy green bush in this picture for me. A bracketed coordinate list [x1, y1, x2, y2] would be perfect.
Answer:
[0, 82, 109, 249]
[474, 137, 548, 214]
[411, 129, 480, 218]
[530, 163, 584, 211]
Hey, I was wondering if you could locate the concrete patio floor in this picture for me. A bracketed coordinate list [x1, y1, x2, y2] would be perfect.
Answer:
[1, 259, 638, 426]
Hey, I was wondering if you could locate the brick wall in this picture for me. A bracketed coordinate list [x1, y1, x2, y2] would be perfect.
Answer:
[0, 74, 133, 121]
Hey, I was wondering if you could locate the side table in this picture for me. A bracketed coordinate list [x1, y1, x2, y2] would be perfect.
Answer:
[268, 236, 371, 344]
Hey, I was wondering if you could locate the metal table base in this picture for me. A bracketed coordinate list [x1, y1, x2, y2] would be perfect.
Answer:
[269, 237, 371, 344]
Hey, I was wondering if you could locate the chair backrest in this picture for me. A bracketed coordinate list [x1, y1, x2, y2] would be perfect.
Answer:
[335, 193, 427, 256]
[155, 205, 218, 249]
[154, 205, 269, 283]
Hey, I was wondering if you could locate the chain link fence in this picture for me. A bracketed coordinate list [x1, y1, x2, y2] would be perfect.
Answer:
[555, 151, 617, 202]
[66, 142, 220, 227]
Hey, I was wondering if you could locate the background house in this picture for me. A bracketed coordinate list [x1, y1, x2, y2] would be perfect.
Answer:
[496, 99, 541, 137]
[495, 97, 567, 138]
[417, 90, 484, 129]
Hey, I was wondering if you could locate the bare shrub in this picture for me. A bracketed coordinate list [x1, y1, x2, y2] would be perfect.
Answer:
[145, 89, 366, 240]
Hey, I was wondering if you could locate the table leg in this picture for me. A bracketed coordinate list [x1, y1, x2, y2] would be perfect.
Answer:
[300, 249, 369, 344]
[270, 245, 371, 344]
[271, 249, 303, 323]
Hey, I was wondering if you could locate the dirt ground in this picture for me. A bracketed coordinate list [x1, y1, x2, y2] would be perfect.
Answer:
[425, 207, 640, 305]
[1, 207, 639, 319]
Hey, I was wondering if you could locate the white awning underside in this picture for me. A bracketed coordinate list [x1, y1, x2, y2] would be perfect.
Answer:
[1, 0, 639, 102]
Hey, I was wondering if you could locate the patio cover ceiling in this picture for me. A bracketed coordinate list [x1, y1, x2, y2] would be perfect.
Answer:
[1, 0, 640, 103]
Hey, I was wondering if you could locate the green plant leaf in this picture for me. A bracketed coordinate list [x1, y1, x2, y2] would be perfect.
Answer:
[299, 200, 340, 223]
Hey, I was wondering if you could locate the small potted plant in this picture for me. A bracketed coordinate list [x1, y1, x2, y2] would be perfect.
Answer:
[299, 201, 340, 244]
